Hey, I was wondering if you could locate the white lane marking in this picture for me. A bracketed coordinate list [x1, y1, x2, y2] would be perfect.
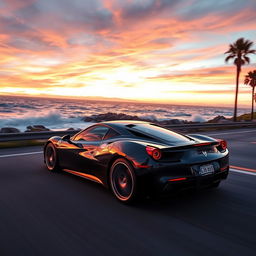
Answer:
[205, 129, 256, 136]
[230, 168, 256, 176]
[0, 151, 43, 158]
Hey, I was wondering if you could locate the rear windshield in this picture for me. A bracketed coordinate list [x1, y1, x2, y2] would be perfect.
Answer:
[127, 123, 191, 143]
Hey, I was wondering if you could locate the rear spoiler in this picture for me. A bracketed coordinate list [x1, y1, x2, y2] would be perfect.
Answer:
[162, 141, 219, 151]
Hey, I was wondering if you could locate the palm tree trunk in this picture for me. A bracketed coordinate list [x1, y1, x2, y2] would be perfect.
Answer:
[233, 66, 240, 122]
[252, 86, 255, 121]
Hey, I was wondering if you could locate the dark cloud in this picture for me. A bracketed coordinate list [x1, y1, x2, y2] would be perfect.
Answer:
[0, 15, 31, 34]
[176, 0, 256, 21]
[120, 0, 179, 20]
[14, 2, 41, 20]
[8, 35, 59, 51]
[1, 0, 115, 46]
[34, 0, 114, 31]
[2, 0, 255, 35]
[0, 15, 57, 51]
[64, 8, 114, 31]
[0, 15, 63, 51]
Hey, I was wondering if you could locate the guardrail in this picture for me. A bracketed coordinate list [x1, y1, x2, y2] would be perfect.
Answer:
[164, 121, 256, 131]
[0, 122, 256, 143]
[0, 130, 79, 142]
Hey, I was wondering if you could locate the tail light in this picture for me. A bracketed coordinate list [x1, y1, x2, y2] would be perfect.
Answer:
[217, 139, 227, 151]
[146, 146, 162, 160]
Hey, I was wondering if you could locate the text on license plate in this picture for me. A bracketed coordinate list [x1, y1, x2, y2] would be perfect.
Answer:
[199, 164, 214, 175]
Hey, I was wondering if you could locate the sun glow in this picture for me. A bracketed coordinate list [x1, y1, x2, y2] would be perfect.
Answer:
[0, 0, 255, 107]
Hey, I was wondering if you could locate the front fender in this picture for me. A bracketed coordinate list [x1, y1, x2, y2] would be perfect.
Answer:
[44, 136, 62, 151]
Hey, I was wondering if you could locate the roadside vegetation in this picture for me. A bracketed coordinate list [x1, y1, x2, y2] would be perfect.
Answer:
[225, 38, 256, 122]
[244, 70, 256, 121]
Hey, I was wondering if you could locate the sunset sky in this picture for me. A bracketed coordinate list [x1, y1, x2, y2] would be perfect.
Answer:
[0, 0, 255, 106]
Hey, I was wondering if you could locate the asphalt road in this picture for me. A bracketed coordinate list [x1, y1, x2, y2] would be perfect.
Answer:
[200, 128, 256, 170]
[0, 128, 255, 256]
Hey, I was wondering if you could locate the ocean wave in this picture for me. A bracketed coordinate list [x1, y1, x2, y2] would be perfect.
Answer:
[190, 114, 206, 122]
[165, 112, 192, 117]
[0, 96, 251, 130]
[0, 109, 14, 113]
[0, 103, 37, 109]
[153, 109, 167, 113]
[0, 103, 11, 107]
[137, 114, 158, 121]
[16, 104, 37, 109]
[0, 111, 89, 132]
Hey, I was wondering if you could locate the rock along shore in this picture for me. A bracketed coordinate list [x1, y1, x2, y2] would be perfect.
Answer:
[1, 112, 252, 134]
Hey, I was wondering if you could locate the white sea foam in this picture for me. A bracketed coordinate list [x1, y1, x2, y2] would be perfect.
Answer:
[0, 96, 250, 131]
[190, 114, 206, 122]
[137, 114, 159, 121]
[0, 110, 91, 131]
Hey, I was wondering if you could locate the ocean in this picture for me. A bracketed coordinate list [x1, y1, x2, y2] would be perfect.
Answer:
[0, 95, 250, 132]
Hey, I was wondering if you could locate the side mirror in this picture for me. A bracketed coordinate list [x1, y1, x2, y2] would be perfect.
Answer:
[61, 134, 83, 148]
[62, 134, 71, 141]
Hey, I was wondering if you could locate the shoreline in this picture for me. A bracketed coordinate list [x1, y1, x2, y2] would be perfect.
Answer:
[1, 112, 255, 134]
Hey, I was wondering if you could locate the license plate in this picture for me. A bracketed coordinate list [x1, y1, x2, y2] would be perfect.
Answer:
[199, 164, 214, 176]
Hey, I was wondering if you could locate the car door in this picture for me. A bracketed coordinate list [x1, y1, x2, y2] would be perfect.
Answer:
[63, 125, 110, 173]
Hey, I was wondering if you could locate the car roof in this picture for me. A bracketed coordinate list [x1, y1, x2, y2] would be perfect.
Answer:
[102, 120, 149, 125]
[82, 121, 190, 145]
[97, 120, 153, 135]
[101, 120, 151, 129]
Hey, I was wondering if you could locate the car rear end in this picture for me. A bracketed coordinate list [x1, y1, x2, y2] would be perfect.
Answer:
[137, 139, 229, 195]
[122, 122, 229, 196]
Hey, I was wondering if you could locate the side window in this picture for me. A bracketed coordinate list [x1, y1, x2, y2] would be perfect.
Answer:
[74, 126, 109, 141]
[103, 128, 120, 140]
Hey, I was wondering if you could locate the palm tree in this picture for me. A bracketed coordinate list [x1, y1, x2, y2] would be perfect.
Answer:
[225, 38, 255, 122]
[244, 70, 256, 121]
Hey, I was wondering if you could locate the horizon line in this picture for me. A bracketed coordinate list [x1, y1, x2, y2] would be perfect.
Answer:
[0, 92, 251, 109]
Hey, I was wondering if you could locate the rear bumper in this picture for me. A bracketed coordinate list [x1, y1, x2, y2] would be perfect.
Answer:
[162, 168, 229, 194]
[136, 161, 229, 196]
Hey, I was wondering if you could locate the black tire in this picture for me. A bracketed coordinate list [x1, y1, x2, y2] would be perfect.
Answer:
[211, 181, 220, 188]
[44, 143, 60, 172]
[110, 158, 137, 203]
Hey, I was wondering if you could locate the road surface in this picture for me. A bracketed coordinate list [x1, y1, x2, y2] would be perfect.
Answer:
[0, 128, 255, 256]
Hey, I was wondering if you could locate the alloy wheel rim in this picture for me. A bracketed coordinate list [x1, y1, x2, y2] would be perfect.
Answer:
[46, 146, 55, 169]
[111, 162, 134, 201]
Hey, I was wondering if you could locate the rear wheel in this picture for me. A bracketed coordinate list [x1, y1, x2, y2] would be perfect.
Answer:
[44, 143, 60, 172]
[110, 158, 137, 203]
[211, 181, 220, 188]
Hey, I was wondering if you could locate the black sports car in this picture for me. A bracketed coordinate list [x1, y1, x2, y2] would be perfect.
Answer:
[44, 121, 229, 203]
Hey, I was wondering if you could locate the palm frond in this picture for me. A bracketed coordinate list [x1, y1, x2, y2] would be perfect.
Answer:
[225, 55, 235, 62]
[247, 49, 256, 54]
[244, 70, 256, 87]
[244, 77, 249, 85]
[243, 56, 250, 64]
[225, 38, 255, 66]
[244, 41, 254, 51]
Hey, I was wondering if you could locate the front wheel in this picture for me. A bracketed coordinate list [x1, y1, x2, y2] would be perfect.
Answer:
[110, 158, 137, 203]
[44, 143, 60, 172]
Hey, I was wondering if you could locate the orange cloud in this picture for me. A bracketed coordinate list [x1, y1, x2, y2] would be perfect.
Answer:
[0, 0, 255, 107]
